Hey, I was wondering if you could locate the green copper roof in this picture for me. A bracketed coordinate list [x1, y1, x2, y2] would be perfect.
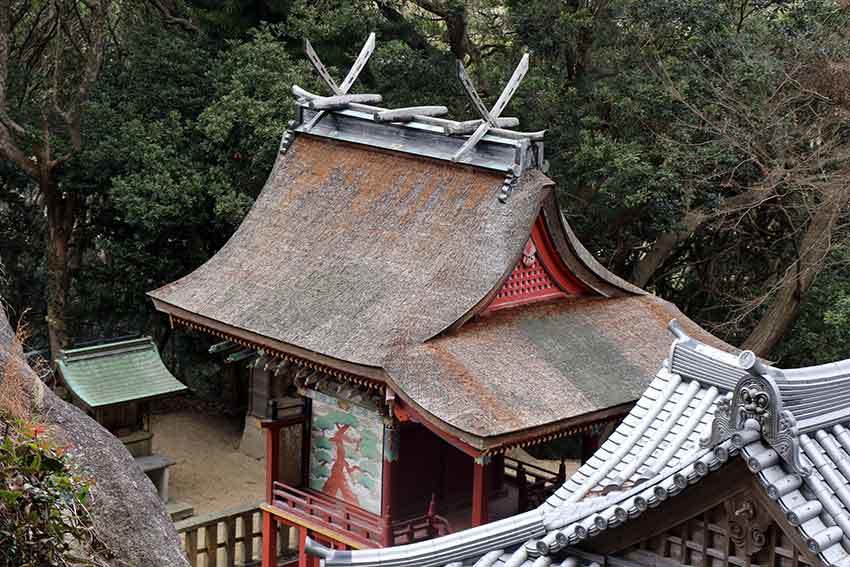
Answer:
[57, 337, 187, 409]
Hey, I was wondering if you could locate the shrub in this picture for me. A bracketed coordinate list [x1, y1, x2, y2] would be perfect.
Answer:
[0, 420, 111, 567]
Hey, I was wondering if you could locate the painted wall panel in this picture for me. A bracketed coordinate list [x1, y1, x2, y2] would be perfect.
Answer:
[309, 391, 383, 514]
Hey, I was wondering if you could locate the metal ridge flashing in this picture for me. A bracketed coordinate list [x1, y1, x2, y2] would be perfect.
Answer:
[292, 33, 546, 182]
[60, 336, 155, 362]
[294, 105, 541, 174]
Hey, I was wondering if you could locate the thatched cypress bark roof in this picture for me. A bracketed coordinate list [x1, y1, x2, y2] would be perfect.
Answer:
[148, 118, 737, 446]
[150, 136, 551, 368]
[385, 295, 730, 449]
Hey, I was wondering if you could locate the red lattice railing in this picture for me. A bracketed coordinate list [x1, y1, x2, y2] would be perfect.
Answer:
[272, 482, 383, 548]
[271, 482, 452, 549]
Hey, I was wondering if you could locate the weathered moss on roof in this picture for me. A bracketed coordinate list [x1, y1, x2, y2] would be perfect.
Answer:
[57, 337, 187, 409]
[385, 295, 732, 447]
[149, 136, 552, 367]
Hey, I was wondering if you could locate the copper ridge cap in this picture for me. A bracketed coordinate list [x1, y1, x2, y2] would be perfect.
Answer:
[287, 33, 547, 188]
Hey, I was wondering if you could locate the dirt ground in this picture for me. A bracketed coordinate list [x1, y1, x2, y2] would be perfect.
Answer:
[151, 410, 265, 516]
[150, 409, 582, 520]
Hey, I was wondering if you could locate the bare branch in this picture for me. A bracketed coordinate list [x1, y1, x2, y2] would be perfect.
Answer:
[146, 0, 200, 34]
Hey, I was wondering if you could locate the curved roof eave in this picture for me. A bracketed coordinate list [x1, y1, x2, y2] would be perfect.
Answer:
[540, 194, 647, 298]
[148, 136, 552, 368]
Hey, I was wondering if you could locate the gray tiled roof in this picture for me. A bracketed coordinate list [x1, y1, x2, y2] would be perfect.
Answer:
[308, 321, 850, 567]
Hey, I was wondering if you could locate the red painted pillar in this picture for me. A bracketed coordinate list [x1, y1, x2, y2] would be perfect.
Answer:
[471, 456, 489, 527]
[380, 422, 399, 546]
[265, 423, 281, 502]
[298, 527, 309, 567]
[262, 511, 278, 567]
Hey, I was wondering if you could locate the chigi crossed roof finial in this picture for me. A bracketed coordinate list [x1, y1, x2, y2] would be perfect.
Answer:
[453, 53, 529, 162]
[291, 33, 547, 188]
[298, 33, 379, 130]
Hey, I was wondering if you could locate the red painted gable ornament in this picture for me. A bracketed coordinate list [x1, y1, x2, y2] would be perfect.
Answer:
[484, 215, 589, 312]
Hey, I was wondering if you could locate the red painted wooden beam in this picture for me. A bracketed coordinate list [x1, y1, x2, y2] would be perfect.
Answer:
[392, 398, 482, 458]
[483, 212, 592, 313]
[529, 214, 590, 296]
[298, 527, 309, 567]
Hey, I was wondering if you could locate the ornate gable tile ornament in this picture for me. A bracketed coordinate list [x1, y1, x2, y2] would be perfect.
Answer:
[701, 349, 812, 477]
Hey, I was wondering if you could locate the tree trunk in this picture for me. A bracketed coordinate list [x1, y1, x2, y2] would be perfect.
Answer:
[631, 186, 776, 287]
[631, 212, 704, 288]
[742, 184, 850, 357]
[43, 172, 77, 360]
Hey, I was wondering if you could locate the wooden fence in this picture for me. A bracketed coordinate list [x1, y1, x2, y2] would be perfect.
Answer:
[175, 502, 296, 567]
[503, 456, 564, 511]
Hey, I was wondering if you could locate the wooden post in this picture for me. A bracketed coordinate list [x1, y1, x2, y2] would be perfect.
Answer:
[298, 527, 309, 567]
[301, 398, 312, 488]
[262, 511, 277, 567]
[261, 415, 305, 503]
[266, 424, 280, 503]
[517, 462, 529, 513]
[472, 456, 489, 527]
[241, 511, 255, 565]
[205, 524, 218, 567]
[381, 423, 399, 546]
[224, 516, 236, 567]
[580, 432, 599, 464]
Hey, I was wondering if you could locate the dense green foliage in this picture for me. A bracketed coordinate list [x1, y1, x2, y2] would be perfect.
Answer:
[0, 420, 107, 567]
[0, 0, 848, 372]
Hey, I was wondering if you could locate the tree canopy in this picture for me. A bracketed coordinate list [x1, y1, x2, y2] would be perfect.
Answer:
[0, 0, 848, 369]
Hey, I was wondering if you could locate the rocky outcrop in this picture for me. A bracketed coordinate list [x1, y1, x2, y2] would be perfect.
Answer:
[0, 307, 189, 567]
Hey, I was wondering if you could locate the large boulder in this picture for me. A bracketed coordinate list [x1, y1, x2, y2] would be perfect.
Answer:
[0, 307, 189, 567]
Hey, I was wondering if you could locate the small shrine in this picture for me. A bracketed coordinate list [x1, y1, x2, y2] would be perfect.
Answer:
[149, 34, 730, 567]
[56, 336, 187, 502]
[311, 322, 850, 567]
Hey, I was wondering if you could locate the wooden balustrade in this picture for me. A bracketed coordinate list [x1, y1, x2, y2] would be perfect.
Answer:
[176, 501, 296, 567]
[391, 513, 451, 545]
[503, 456, 561, 484]
[272, 482, 384, 548]
[175, 457, 565, 567]
[503, 456, 565, 511]
[271, 481, 454, 548]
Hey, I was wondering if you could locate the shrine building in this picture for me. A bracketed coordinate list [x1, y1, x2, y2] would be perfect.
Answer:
[149, 36, 734, 567]
[308, 322, 850, 567]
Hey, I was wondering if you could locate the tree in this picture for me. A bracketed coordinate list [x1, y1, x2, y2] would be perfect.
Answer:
[0, 1, 113, 359]
[775, 244, 850, 366]
[633, 1, 850, 355]
[0, 1, 200, 360]
[505, 0, 850, 357]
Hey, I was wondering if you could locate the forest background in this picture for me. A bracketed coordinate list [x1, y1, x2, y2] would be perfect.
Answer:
[1, 0, 849, 395]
